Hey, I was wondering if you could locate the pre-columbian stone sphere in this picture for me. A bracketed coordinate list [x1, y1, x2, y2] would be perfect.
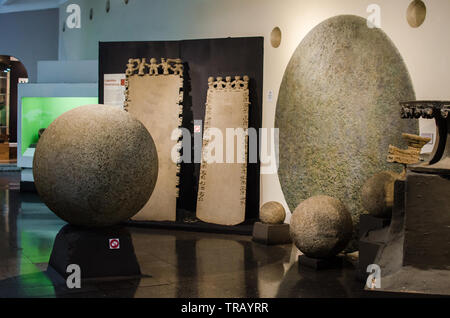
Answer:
[290, 195, 353, 259]
[33, 104, 158, 227]
[260, 201, 286, 224]
[361, 171, 400, 218]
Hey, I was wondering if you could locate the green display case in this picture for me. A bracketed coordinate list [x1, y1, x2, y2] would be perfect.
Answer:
[21, 97, 98, 155]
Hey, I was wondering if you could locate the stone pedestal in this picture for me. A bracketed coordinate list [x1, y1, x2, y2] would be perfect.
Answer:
[298, 255, 342, 270]
[368, 172, 450, 296]
[403, 172, 450, 269]
[359, 214, 391, 235]
[252, 222, 291, 245]
[48, 224, 141, 279]
[357, 215, 391, 281]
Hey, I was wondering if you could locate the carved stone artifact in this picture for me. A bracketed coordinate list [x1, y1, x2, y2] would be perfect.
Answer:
[290, 195, 353, 259]
[361, 171, 400, 218]
[125, 57, 184, 221]
[275, 15, 417, 245]
[400, 101, 450, 175]
[387, 133, 431, 167]
[33, 105, 158, 227]
[260, 201, 286, 224]
[196, 76, 250, 226]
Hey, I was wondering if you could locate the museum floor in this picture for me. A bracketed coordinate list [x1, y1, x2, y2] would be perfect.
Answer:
[0, 171, 368, 298]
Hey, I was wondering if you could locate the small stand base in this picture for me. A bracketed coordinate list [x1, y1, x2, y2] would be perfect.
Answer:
[359, 214, 391, 234]
[48, 224, 141, 279]
[298, 255, 342, 270]
[252, 222, 291, 245]
[357, 214, 391, 281]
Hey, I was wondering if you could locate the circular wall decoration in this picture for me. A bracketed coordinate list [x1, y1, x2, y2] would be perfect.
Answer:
[106, 0, 110, 13]
[407, 0, 426, 28]
[270, 27, 282, 48]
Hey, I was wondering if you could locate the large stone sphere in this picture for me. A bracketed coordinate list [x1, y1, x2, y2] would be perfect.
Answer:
[361, 171, 400, 218]
[33, 104, 158, 227]
[260, 201, 286, 224]
[290, 195, 353, 259]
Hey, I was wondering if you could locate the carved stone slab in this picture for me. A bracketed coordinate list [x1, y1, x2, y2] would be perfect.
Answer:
[125, 58, 183, 221]
[196, 76, 250, 226]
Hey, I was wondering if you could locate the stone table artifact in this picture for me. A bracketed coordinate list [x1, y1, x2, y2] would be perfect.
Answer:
[400, 100, 450, 174]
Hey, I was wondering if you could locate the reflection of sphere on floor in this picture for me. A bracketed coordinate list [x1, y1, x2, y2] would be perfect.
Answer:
[260, 201, 286, 224]
[290, 195, 353, 259]
[361, 171, 399, 218]
[33, 104, 158, 227]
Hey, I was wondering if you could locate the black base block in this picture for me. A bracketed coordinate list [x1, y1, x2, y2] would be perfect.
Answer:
[252, 222, 291, 245]
[359, 214, 390, 237]
[48, 224, 141, 279]
[298, 255, 343, 270]
[403, 172, 450, 269]
[20, 181, 36, 192]
[356, 238, 385, 281]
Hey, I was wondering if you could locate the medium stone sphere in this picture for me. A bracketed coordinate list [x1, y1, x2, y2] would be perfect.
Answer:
[361, 171, 400, 218]
[33, 104, 158, 227]
[260, 201, 286, 224]
[290, 195, 353, 259]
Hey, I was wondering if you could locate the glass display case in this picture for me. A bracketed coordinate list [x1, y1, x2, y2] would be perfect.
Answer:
[20, 97, 98, 156]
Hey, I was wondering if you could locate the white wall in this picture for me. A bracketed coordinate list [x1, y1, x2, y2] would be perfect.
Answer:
[59, 0, 450, 222]
[0, 9, 59, 82]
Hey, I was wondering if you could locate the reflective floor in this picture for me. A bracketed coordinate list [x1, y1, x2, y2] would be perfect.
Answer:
[0, 171, 367, 298]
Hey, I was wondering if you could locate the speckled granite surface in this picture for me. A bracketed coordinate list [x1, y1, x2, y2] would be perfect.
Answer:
[33, 105, 158, 227]
[275, 15, 417, 243]
[290, 195, 353, 258]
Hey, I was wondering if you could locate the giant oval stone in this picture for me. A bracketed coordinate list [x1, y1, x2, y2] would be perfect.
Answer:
[33, 104, 158, 228]
[275, 15, 417, 234]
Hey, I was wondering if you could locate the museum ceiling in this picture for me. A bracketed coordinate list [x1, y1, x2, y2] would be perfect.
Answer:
[0, 0, 66, 13]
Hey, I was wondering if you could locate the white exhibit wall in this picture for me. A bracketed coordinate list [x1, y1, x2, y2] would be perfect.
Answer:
[58, 0, 450, 222]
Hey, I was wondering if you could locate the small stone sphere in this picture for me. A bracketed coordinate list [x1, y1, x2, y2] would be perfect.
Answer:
[290, 195, 353, 259]
[33, 104, 158, 228]
[361, 171, 400, 218]
[260, 201, 286, 224]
